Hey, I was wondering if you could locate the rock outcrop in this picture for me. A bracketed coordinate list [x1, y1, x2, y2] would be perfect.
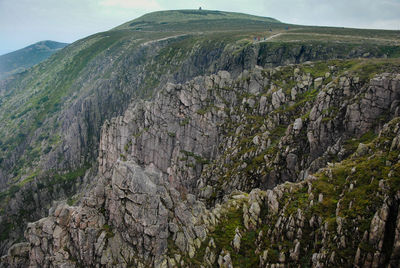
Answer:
[1, 27, 399, 255]
[18, 161, 209, 267]
[3, 59, 400, 267]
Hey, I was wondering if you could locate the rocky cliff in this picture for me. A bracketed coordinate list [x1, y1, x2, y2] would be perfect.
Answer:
[3, 57, 400, 267]
[3, 13, 400, 256]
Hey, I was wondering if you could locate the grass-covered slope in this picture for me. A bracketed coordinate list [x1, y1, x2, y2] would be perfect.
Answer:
[115, 9, 279, 30]
[0, 41, 68, 79]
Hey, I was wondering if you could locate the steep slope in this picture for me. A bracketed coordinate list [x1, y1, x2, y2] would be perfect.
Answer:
[1, 9, 400, 259]
[0, 41, 68, 79]
[3, 58, 400, 267]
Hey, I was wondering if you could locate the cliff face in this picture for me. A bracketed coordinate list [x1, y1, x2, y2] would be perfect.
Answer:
[3, 31, 398, 256]
[3, 58, 400, 267]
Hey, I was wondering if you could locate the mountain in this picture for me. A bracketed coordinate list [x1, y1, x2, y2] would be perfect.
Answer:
[115, 9, 279, 31]
[0, 40, 68, 79]
[1, 9, 400, 267]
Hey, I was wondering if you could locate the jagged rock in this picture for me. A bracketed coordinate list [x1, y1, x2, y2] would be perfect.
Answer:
[290, 241, 300, 261]
[279, 252, 286, 262]
[2, 59, 400, 267]
[318, 193, 324, 203]
[194, 225, 207, 241]
[293, 117, 303, 131]
[169, 223, 179, 233]
[291, 87, 298, 101]
[249, 202, 261, 219]
[272, 89, 285, 109]
[2, 242, 29, 267]
[188, 244, 196, 258]
[369, 202, 389, 247]
[286, 153, 298, 172]
[175, 232, 186, 252]
[252, 135, 260, 145]
[266, 190, 279, 214]
[355, 143, 369, 157]
[314, 77, 323, 88]
[232, 227, 241, 252]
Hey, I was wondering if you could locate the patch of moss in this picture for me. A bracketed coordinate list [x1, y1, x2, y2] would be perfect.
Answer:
[120, 154, 127, 161]
[179, 117, 190, 126]
[343, 130, 377, 153]
[102, 224, 115, 239]
[67, 196, 77, 206]
[180, 150, 210, 165]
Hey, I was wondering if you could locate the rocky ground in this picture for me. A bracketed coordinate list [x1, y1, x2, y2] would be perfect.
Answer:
[2, 58, 400, 267]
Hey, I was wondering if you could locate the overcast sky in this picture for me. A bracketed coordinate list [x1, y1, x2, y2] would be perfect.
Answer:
[1, 0, 400, 55]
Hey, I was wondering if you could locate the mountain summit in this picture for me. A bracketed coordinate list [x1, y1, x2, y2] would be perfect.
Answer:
[116, 9, 280, 31]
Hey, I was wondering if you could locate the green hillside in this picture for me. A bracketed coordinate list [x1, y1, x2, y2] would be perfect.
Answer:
[0, 41, 68, 79]
[116, 9, 279, 30]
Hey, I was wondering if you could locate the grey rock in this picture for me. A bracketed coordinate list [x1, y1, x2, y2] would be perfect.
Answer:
[272, 89, 285, 109]
[314, 77, 323, 88]
[293, 118, 303, 131]
[286, 153, 298, 172]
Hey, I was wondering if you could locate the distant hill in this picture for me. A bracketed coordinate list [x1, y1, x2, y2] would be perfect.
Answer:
[0, 40, 68, 79]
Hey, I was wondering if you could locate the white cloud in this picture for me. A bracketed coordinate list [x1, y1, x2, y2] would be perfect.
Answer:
[100, 0, 161, 9]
